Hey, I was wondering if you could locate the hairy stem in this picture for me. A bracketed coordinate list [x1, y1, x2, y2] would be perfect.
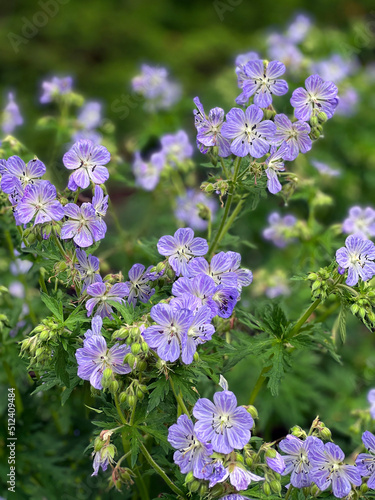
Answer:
[208, 156, 241, 258]
[289, 298, 322, 338]
[248, 366, 270, 405]
[139, 442, 186, 499]
[169, 376, 190, 416]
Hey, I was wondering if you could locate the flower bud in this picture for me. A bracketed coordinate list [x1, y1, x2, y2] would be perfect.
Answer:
[246, 405, 258, 419]
[103, 368, 113, 380]
[125, 353, 136, 367]
[246, 457, 253, 467]
[290, 425, 307, 439]
[360, 483, 369, 493]
[39, 330, 50, 342]
[141, 342, 149, 353]
[310, 128, 321, 140]
[317, 111, 328, 123]
[265, 448, 277, 458]
[94, 436, 105, 452]
[131, 343, 141, 355]
[119, 392, 127, 404]
[310, 116, 319, 126]
[199, 483, 208, 496]
[311, 484, 320, 496]
[127, 395, 136, 407]
[263, 483, 271, 496]
[109, 380, 119, 393]
[270, 479, 282, 494]
[137, 360, 147, 371]
[189, 480, 201, 492]
[320, 427, 332, 441]
[184, 471, 194, 484]
[193, 352, 199, 362]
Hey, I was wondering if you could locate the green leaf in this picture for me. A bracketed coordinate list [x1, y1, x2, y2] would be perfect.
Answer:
[55, 344, 70, 387]
[147, 377, 170, 412]
[40, 293, 64, 321]
[108, 300, 135, 324]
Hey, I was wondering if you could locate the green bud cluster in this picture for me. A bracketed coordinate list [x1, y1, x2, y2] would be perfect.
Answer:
[20, 317, 64, 365]
[309, 112, 327, 140]
[290, 425, 307, 439]
[307, 267, 332, 300]
[201, 179, 228, 197]
[349, 289, 375, 328]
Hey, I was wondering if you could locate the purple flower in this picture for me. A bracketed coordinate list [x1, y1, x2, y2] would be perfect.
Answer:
[336, 235, 375, 286]
[75, 249, 102, 292]
[213, 285, 239, 319]
[236, 60, 288, 108]
[61, 203, 106, 248]
[336, 87, 358, 117]
[188, 252, 238, 288]
[356, 431, 375, 487]
[291, 75, 338, 121]
[172, 274, 218, 318]
[168, 414, 213, 479]
[63, 139, 110, 190]
[193, 97, 231, 157]
[277, 435, 322, 488]
[160, 130, 193, 167]
[142, 303, 192, 362]
[1, 156, 46, 194]
[235, 51, 260, 89]
[15, 180, 64, 226]
[219, 496, 251, 500]
[178, 301, 215, 364]
[311, 160, 340, 177]
[202, 460, 227, 487]
[266, 451, 286, 474]
[85, 282, 129, 319]
[310, 55, 356, 85]
[263, 212, 297, 248]
[227, 251, 253, 291]
[286, 14, 312, 43]
[78, 101, 102, 130]
[175, 189, 217, 231]
[221, 105, 276, 158]
[157, 228, 208, 277]
[84, 316, 103, 338]
[132, 151, 165, 191]
[309, 442, 361, 498]
[125, 264, 155, 307]
[131, 64, 181, 111]
[219, 463, 264, 491]
[10, 251, 33, 275]
[2, 93, 23, 135]
[75, 335, 131, 390]
[92, 185, 108, 219]
[267, 34, 303, 73]
[193, 390, 253, 454]
[271, 114, 311, 161]
[265, 145, 286, 195]
[368, 389, 375, 419]
[92, 447, 112, 476]
[342, 207, 375, 239]
[40, 76, 73, 104]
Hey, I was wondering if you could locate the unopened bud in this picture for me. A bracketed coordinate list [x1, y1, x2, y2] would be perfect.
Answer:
[103, 368, 113, 380]
[270, 479, 282, 494]
[189, 480, 201, 492]
[137, 360, 147, 371]
[184, 471, 194, 484]
[360, 483, 369, 494]
[141, 342, 149, 353]
[39, 330, 50, 341]
[263, 483, 271, 496]
[125, 353, 136, 367]
[317, 111, 328, 123]
[246, 457, 253, 467]
[193, 352, 199, 362]
[290, 425, 307, 439]
[131, 343, 141, 355]
[265, 448, 277, 458]
[310, 116, 319, 126]
[109, 380, 119, 393]
[246, 405, 258, 419]
[94, 436, 105, 452]
[320, 427, 332, 441]
[119, 392, 127, 404]
[127, 395, 136, 407]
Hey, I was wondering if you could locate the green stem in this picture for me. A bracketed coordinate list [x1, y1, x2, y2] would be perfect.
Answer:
[221, 196, 246, 238]
[114, 394, 149, 500]
[248, 366, 270, 405]
[208, 156, 241, 258]
[139, 442, 186, 499]
[4, 229, 14, 257]
[220, 156, 229, 178]
[73, 187, 81, 204]
[289, 298, 322, 338]
[53, 232, 67, 259]
[169, 377, 189, 416]
[285, 484, 294, 500]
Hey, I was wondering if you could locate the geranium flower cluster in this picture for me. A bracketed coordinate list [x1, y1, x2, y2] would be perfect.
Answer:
[131, 64, 181, 111]
[168, 379, 261, 493]
[267, 431, 375, 499]
[142, 228, 252, 364]
[132, 130, 193, 191]
[193, 58, 339, 196]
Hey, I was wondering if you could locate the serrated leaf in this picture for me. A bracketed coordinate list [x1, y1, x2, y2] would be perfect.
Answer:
[108, 300, 135, 324]
[147, 377, 170, 412]
[40, 293, 64, 321]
